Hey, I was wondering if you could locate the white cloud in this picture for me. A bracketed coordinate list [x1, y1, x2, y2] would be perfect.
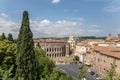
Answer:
[29, 19, 84, 37]
[104, 6, 120, 12]
[0, 17, 19, 38]
[0, 13, 8, 17]
[52, 0, 61, 4]
[0, 13, 103, 38]
[104, 0, 120, 13]
[56, 20, 83, 27]
[41, 19, 51, 24]
[29, 19, 103, 37]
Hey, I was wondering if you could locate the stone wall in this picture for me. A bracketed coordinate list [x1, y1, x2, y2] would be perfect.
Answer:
[34, 40, 70, 58]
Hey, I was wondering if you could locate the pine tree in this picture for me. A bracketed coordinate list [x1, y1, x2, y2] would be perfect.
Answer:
[7, 33, 14, 42]
[0, 33, 6, 41]
[15, 11, 37, 80]
[36, 43, 41, 49]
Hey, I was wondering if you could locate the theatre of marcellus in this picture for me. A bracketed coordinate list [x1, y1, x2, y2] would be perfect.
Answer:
[34, 39, 71, 58]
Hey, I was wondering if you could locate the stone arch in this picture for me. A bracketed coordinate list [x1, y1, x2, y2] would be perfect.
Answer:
[55, 48, 56, 52]
[55, 53, 56, 57]
[47, 48, 48, 52]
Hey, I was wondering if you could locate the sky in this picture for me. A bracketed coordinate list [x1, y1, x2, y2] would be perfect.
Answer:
[0, 0, 120, 38]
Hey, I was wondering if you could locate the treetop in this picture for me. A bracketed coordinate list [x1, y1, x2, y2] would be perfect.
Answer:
[23, 11, 29, 16]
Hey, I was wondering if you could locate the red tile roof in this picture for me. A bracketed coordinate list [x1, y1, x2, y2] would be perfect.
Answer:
[93, 46, 120, 58]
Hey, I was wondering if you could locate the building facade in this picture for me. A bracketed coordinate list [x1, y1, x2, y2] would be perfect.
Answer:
[106, 34, 120, 42]
[74, 43, 89, 63]
[34, 39, 70, 58]
[86, 46, 120, 76]
[68, 35, 78, 50]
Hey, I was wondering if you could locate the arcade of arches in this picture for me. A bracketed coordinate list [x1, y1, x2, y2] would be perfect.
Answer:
[34, 40, 70, 58]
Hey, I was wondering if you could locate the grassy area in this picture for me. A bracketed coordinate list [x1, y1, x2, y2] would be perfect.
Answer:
[51, 56, 74, 63]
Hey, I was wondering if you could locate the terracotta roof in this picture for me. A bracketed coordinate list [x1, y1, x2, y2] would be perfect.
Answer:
[93, 46, 120, 58]
[87, 48, 94, 53]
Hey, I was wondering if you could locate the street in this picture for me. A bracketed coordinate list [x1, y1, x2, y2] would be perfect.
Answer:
[55, 63, 96, 80]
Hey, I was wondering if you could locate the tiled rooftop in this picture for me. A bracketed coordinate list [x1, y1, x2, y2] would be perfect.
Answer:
[93, 46, 120, 59]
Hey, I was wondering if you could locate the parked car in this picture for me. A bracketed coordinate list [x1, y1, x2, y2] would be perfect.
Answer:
[89, 71, 95, 75]
[95, 74, 103, 80]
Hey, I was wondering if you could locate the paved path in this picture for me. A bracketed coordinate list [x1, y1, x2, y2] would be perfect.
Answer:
[56, 63, 96, 80]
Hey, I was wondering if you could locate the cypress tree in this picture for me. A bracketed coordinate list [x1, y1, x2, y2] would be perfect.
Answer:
[15, 11, 37, 80]
[0, 33, 6, 41]
[36, 43, 41, 49]
[7, 33, 14, 42]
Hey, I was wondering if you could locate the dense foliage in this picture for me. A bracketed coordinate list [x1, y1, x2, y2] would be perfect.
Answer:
[78, 65, 88, 80]
[0, 40, 73, 80]
[7, 33, 14, 42]
[73, 55, 79, 61]
[0, 11, 73, 80]
[0, 33, 6, 41]
[34, 48, 73, 80]
[0, 40, 16, 80]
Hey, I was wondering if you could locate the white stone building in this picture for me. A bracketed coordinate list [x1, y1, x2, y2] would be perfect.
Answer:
[74, 43, 89, 63]
[67, 34, 78, 50]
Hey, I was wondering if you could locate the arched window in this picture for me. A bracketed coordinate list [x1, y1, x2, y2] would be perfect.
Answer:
[55, 54, 56, 57]
[55, 48, 56, 52]
[47, 48, 48, 52]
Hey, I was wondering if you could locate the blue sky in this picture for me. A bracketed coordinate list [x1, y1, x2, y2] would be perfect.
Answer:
[0, 0, 120, 38]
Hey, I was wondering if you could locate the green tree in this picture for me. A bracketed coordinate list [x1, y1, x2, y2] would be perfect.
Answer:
[0, 40, 16, 79]
[34, 48, 73, 80]
[104, 60, 120, 80]
[0, 33, 6, 41]
[34, 48, 54, 79]
[41, 68, 73, 80]
[7, 33, 14, 42]
[78, 65, 88, 80]
[73, 55, 79, 61]
[15, 11, 37, 80]
[36, 43, 41, 49]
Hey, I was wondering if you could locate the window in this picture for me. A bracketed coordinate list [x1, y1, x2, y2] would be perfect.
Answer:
[98, 58, 100, 62]
[55, 48, 56, 51]
[104, 60, 105, 63]
[104, 68, 106, 71]
[47, 48, 48, 52]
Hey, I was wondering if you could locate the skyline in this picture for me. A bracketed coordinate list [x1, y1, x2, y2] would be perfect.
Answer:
[0, 0, 120, 38]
